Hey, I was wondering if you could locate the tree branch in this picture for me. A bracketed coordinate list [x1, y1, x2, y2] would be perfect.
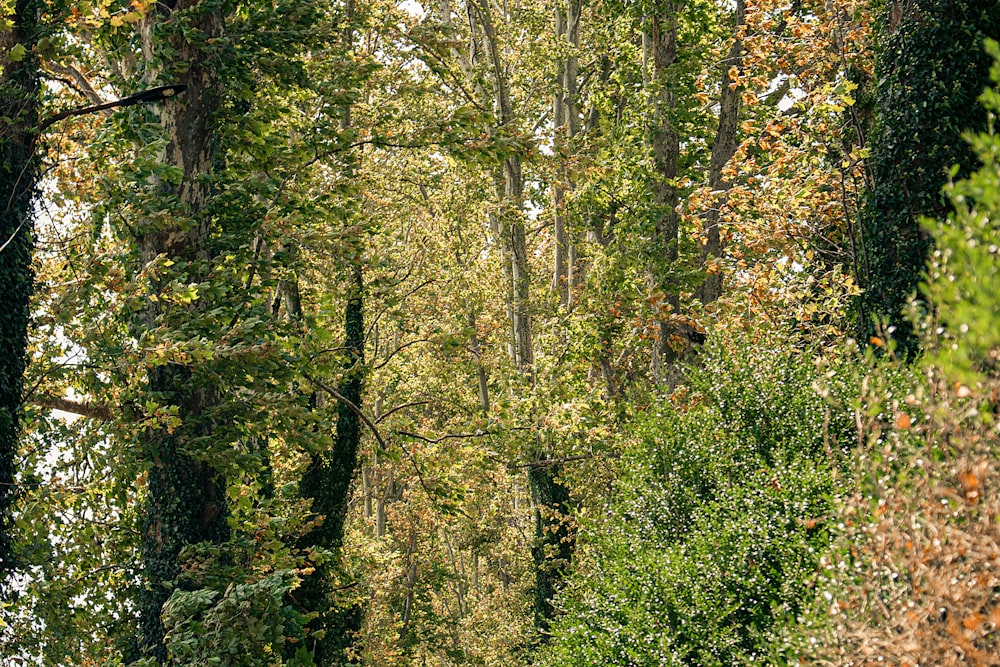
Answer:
[31, 395, 113, 421]
[45, 62, 107, 107]
[375, 400, 431, 423]
[302, 371, 387, 451]
[396, 429, 492, 444]
[507, 452, 620, 469]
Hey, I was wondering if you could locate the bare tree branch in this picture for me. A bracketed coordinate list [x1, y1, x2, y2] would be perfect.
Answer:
[375, 400, 431, 423]
[45, 62, 107, 107]
[302, 372, 445, 511]
[396, 429, 491, 444]
[31, 395, 113, 421]
[507, 452, 619, 469]
[302, 371, 387, 451]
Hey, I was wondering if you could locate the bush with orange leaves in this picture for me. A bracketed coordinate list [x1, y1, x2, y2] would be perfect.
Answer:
[801, 363, 1000, 666]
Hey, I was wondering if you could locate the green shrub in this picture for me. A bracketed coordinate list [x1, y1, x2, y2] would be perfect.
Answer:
[540, 332, 862, 666]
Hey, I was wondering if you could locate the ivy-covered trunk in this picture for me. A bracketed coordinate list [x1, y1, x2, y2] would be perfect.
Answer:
[0, 0, 39, 586]
[527, 463, 574, 634]
[859, 0, 1000, 353]
[297, 262, 366, 663]
[136, 1, 230, 660]
[294, 4, 368, 657]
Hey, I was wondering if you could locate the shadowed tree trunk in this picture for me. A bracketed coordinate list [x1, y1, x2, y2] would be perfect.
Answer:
[0, 0, 40, 589]
[296, 260, 365, 663]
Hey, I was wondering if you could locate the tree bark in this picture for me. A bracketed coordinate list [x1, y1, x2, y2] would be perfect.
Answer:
[135, 1, 230, 660]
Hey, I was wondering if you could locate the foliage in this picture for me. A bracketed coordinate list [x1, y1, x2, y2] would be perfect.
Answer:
[540, 329, 862, 665]
[857, 0, 1000, 353]
[922, 41, 1000, 383]
[787, 41, 1000, 666]
[5, 0, 1000, 665]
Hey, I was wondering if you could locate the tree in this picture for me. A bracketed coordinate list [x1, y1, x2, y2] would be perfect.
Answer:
[294, 5, 370, 660]
[858, 0, 1000, 352]
[132, 1, 231, 659]
[696, 0, 744, 306]
[0, 0, 40, 587]
[645, 1, 685, 383]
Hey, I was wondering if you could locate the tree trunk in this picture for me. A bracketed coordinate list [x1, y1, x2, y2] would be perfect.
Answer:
[297, 261, 365, 662]
[473, 0, 575, 637]
[0, 0, 40, 587]
[552, 1, 582, 310]
[697, 0, 745, 307]
[136, 1, 229, 659]
[467, 310, 491, 416]
[646, 7, 681, 382]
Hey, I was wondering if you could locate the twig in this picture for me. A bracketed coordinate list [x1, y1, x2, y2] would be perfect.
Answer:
[45, 62, 106, 107]
[375, 400, 431, 423]
[507, 452, 620, 469]
[396, 429, 492, 444]
[302, 371, 387, 451]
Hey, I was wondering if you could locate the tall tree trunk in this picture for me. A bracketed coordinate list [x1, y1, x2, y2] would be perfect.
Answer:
[697, 0, 744, 307]
[473, 0, 574, 637]
[646, 7, 681, 382]
[475, 0, 534, 376]
[136, 1, 229, 660]
[552, 5, 569, 306]
[552, 1, 581, 310]
[0, 0, 40, 587]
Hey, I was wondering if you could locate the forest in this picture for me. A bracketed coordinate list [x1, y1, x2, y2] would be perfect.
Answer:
[1, 0, 999, 664]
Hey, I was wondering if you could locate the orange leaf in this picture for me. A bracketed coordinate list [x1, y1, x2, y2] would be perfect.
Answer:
[958, 470, 980, 504]
[895, 412, 912, 430]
